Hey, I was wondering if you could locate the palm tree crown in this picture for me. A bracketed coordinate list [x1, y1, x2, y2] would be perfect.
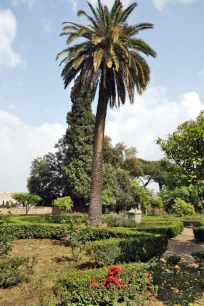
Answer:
[57, 0, 157, 106]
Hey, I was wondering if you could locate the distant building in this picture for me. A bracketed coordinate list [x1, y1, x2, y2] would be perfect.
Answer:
[0, 192, 14, 205]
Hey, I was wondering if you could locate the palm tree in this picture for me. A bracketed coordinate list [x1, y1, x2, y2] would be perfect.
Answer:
[57, 0, 157, 225]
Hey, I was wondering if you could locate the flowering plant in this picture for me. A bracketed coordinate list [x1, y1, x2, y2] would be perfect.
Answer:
[62, 228, 86, 262]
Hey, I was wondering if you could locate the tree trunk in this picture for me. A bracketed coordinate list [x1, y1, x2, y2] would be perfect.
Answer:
[88, 85, 109, 225]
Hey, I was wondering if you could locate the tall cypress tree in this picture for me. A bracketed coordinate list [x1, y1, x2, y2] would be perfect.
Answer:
[63, 82, 95, 208]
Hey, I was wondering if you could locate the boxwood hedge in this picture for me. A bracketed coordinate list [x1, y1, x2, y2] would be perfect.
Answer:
[194, 227, 204, 242]
[87, 234, 168, 266]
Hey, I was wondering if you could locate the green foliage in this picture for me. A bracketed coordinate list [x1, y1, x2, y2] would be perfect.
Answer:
[157, 111, 204, 205]
[27, 152, 64, 205]
[87, 234, 168, 267]
[11, 213, 87, 225]
[172, 198, 195, 216]
[0, 223, 72, 240]
[159, 185, 202, 212]
[148, 197, 163, 208]
[103, 164, 151, 212]
[167, 255, 181, 265]
[54, 262, 154, 305]
[104, 137, 143, 178]
[57, 1, 156, 103]
[11, 193, 41, 214]
[0, 234, 12, 258]
[139, 159, 167, 190]
[63, 81, 95, 206]
[135, 221, 184, 238]
[0, 257, 26, 288]
[194, 227, 204, 242]
[53, 196, 73, 213]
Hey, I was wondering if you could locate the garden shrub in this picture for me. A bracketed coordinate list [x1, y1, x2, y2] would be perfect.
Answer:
[193, 227, 204, 242]
[54, 262, 154, 306]
[0, 223, 72, 240]
[86, 234, 168, 266]
[11, 213, 87, 225]
[53, 196, 72, 213]
[132, 221, 184, 238]
[0, 234, 12, 258]
[0, 257, 26, 288]
[172, 198, 195, 216]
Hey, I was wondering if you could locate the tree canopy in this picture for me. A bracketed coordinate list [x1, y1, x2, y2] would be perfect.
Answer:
[157, 111, 204, 205]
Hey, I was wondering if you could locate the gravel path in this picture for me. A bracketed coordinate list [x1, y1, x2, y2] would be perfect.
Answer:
[164, 228, 204, 263]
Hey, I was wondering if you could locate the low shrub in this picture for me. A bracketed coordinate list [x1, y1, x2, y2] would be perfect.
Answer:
[0, 257, 26, 288]
[135, 221, 184, 238]
[194, 227, 204, 242]
[180, 216, 204, 227]
[172, 198, 195, 217]
[144, 214, 204, 227]
[54, 262, 155, 305]
[0, 234, 12, 258]
[11, 213, 87, 225]
[86, 234, 168, 266]
[0, 223, 72, 240]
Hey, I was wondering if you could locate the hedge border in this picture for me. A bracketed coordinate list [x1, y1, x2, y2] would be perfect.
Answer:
[193, 227, 204, 242]
[87, 234, 168, 266]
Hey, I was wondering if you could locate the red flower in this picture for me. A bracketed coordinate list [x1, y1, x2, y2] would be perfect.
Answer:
[147, 272, 152, 279]
[108, 266, 123, 276]
[89, 278, 99, 288]
[132, 270, 137, 275]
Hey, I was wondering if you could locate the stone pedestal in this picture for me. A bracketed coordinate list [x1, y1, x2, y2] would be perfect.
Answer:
[128, 208, 142, 225]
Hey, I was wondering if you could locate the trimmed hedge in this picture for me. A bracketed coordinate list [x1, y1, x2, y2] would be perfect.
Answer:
[0, 257, 26, 288]
[54, 262, 153, 306]
[87, 234, 168, 266]
[0, 223, 152, 241]
[194, 227, 204, 242]
[0, 221, 183, 242]
[135, 221, 184, 238]
[10, 213, 87, 225]
[144, 215, 204, 228]
[0, 223, 72, 240]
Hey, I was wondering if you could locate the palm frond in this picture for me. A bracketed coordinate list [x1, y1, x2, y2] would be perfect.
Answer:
[118, 3, 138, 23]
[130, 38, 157, 57]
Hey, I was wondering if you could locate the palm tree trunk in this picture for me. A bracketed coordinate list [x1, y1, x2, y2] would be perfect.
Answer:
[88, 85, 109, 225]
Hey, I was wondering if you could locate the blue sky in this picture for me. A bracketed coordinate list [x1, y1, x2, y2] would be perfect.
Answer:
[0, 0, 203, 191]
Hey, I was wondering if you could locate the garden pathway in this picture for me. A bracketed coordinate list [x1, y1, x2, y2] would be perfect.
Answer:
[164, 228, 204, 263]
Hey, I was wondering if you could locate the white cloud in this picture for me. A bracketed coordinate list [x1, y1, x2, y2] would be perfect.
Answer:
[106, 88, 203, 161]
[0, 111, 65, 191]
[0, 9, 21, 68]
[70, 0, 78, 12]
[153, 0, 195, 11]
[42, 18, 52, 32]
[12, 0, 37, 9]
[198, 69, 204, 77]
